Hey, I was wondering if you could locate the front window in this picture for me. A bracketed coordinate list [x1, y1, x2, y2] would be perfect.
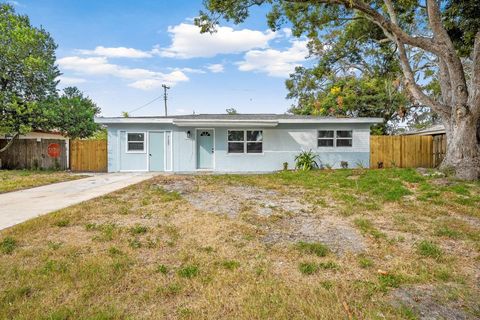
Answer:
[228, 130, 263, 154]
[228, 130, 244, 153]
[317, 130, 353, 147]
[318, 130, 334, 147]
[127, 132, 145, 152]
[336, 130, 353, 147]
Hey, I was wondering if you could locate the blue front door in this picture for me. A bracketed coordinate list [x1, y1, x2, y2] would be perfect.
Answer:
[149, 132, 165, 171]
[197, 130, 213, 169]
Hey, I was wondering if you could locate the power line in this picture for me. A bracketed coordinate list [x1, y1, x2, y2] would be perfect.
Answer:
[127, 95, 163, 114]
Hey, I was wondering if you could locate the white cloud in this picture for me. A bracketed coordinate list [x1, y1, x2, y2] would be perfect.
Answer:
[171, 67, 206, 74]
[77, 46, 152, 58]
[57, 56, 189, 90]
[57, 76, 87, 85]
[206, 64, 224, 73]
[158, 23, 277, 59]
[236, 39, 309, 77]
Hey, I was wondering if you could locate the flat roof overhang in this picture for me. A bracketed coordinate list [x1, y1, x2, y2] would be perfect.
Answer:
[172, 120, 279, 127]
[94, 117, 384, 125]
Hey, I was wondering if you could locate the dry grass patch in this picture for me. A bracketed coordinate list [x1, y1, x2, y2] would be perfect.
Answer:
[0, 170, 479, 319]
[0, 170, 87, 193]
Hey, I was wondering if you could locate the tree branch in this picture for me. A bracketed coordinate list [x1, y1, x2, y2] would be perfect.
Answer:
[438, 57, 453, 106]
[426, 0, 468, 107]
[472, 31, 480, 116]
[0, 132, 19, 153]
[286, 0, 444, 58]
[382, 0, 450, 118]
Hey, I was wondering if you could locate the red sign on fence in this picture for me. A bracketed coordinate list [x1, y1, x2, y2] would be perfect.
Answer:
[47, 143, 61, 158]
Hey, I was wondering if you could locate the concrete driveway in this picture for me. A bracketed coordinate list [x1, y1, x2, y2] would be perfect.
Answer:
[0, 172, 158, 231]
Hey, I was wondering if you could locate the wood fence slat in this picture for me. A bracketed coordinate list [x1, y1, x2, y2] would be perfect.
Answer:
[69, 139, 107, 172]
[369, 135, 443, 169]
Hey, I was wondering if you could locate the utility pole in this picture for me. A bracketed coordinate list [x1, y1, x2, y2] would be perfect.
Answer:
[162, 84, 170, 116]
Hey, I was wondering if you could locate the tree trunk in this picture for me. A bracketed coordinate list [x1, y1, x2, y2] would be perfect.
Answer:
[440, 108, 480, 180]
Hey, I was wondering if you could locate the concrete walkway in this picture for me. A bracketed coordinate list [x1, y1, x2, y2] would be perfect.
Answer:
[0, 172, 158, 231]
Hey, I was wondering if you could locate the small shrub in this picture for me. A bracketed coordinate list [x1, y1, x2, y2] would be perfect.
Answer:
[130, 225, 148, 235]
[157, 264, 169, 274]
[1, 237, 17, 254]
[340, 161, 348, 169]
[54, 219, 70, 227]
[221, 260, 240, 270]
[417, 240, 443, 259]
[295, 241, 329, 257]
[299, 262, 319, 275]
[177, 265, 199, 278]
[294, 150, 319, 171]
[283, 162, 289, 171]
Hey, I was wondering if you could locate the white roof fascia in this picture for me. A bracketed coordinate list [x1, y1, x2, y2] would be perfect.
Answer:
[277, 118, 384, 124]
[173, 120, 279, 127]
[94, 117, 174, 124]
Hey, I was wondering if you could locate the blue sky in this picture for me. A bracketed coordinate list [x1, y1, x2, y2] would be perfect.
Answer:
[7, 0, 310, 117]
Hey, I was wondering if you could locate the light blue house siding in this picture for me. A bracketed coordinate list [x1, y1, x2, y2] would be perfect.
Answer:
[103, 120, 373, 173]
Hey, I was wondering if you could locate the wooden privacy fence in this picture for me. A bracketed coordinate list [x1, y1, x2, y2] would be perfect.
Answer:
[370, 135, 434, 168]
[70, 140, 107, 172]
[432, 134, 447, 167]
[0, 139, 68, 170]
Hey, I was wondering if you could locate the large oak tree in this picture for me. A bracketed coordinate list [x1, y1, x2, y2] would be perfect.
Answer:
[196, 0, 480, 180]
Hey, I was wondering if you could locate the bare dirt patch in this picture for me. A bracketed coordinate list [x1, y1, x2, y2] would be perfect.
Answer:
[159, 176, 366, 254]
[389, 284, 479, 320]
[264, 214, 366, 254]
[161, 178, 312, 218]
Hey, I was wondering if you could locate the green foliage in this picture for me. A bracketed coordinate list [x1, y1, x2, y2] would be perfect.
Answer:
[444, 0, 480, 57]
[416, 240, 443, 259]
[226, 108, 237, 114]
[298, 262, 319, 275]
[53, 219, 70, 227]
[1, 237, 17, 254]
[295, 241, 329, 257]
[177, 265, 200, 278]
[294, 150, 319, 171]
[195, 0, 472, 136]
[54, 87, 101, 139]
[221, 260, 240, 270]
[0, 4, 59, 141]
[354, 218, 386, 239]
[378, 273, 403, 291]
[129, 225, 148, 235]
[0, 5, 100, 149]
[156, 264, 169, 274]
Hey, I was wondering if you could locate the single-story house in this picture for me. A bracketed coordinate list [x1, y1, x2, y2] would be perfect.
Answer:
[94, 114, 383, 173]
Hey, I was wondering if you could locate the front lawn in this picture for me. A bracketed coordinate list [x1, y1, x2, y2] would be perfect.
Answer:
[0, 170, 87, 193]
[0, 168, 479, 319]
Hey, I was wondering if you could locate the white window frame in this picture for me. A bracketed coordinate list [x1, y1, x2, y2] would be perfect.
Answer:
[126, 131, 146, 153]
[317, 130, 353, 148]
[227, 129, 263, 154]
[317, 130, 335, 147]
[335, 130, 353, 147]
